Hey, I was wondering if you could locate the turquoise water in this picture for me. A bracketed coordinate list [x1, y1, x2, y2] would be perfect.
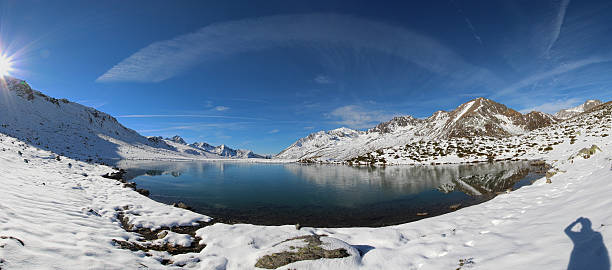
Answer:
[122, 161, 544, 227]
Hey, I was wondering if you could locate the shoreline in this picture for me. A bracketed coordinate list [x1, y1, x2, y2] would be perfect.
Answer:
[1, 105, 610, 269]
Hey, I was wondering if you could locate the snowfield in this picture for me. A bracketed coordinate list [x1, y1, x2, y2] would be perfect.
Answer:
[1, 102, 611, 269]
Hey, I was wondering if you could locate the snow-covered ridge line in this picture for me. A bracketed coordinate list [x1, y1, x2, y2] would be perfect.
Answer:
[0, 77, 264, 163]
[277, 98, 601, 161]
[345, 101, 611, 165]
[554, 99, 603, 120]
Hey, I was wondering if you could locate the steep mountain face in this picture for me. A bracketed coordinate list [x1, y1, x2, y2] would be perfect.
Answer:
[0, 77, 181, 162]
[554, 100, 603, 120]
[276, 97, 559, 161]
[0, 77, 263, 162]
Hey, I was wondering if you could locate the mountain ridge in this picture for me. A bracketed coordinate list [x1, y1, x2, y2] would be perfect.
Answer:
[0, 77, 264, 162]
[276, 97, 583, 161]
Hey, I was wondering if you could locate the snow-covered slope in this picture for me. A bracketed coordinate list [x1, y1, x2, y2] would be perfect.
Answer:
[350, 101, 611, 165]
[277, 98, 558, 161]
[3, 101, 610, 269]
[555, 99, 603, 120]
[0, 132, 211, 269]
[0, 77, 264, 162]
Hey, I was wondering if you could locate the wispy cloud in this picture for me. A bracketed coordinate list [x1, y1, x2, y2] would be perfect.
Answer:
[136, 122, 250, 133]
[494, 57, 611, 97]
[117, 114, 266, 121]
[519, 98, 580, 114]
[214, 106, 230, 111]
[96, 13, 496, 84]
[545, 0, 571, 56]
[314, 75, 333, 84]
[450, 0, 483, 45]
[328, 105, 396, 129]
[268, 129, 279, 134]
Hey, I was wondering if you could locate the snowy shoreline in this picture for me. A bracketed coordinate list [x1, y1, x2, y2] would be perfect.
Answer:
[1, 103, 611, 269]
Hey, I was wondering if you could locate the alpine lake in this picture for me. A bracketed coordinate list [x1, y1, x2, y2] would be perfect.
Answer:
[117, 160, 548, 227]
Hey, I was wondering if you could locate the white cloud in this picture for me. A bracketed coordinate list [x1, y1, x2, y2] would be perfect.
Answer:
[214, 106, 230, 111]
[328, 105, 395, 129]
[96, 13, 495, 84]
[494, 57, 611, 98]
[314, 75, 333, 84]
[519, 98, 581, 114]
[116, 114, 265, 120]
[268, 129, 279, 134]
[545, 0, 571, 56]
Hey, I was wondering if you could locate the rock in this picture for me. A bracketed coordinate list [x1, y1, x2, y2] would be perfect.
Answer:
[576, 144, 602, 159]
[254, 235, 357, 269]
[157, 231, 168, 239]
[173, 202, 192, 210]
[449, 204, 462, 210]
[102, 169, 126, 180]
[123, 182, 136, 189]
[135, 188, 150, 197]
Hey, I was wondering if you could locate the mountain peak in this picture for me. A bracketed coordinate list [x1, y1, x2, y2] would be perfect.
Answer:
[554, 99, 603, 120]
[166, 135, 187, 145]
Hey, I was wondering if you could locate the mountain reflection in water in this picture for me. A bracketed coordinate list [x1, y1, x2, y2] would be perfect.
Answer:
[118, 160, 546, 227]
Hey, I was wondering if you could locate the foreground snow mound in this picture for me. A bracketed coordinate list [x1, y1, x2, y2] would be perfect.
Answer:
[0, 133, 210, 269]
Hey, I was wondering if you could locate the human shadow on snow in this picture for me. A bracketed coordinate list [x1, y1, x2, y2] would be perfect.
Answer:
[565, 217, 610, 270]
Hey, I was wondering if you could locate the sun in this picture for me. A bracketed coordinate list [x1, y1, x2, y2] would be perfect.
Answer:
[0, 53, 15, 77]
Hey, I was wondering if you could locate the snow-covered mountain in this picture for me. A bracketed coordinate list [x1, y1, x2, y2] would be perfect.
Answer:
[276, 98, 558, 161]
[0, 77, 263, 162]
[554, 99, 603, 120]
[154, 135, 265, 159]
[190, 141, 265, 158]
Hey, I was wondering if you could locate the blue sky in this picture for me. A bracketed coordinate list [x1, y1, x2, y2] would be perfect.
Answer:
[1, 0, 611, 154]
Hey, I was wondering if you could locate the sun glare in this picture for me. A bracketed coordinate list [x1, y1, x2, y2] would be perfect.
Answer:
[0, 53, 15, 77]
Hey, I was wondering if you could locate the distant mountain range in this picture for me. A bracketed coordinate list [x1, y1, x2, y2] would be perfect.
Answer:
[158, 135, 265, 159]
[276, 98, 602, 161]
[0, 77, 264, 162]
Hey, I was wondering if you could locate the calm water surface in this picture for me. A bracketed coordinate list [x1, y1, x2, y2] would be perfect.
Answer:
[119, 161, 546, 227]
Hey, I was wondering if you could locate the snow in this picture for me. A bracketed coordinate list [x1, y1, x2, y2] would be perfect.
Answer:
[276, 97, 556, 161]
[0, 133, 209, 269]
[1, 102, 611, 269]
[453, 100, 475, 123]
[0, 77, 265, 163]
[1, 79, 611, 269]
[555, 100, 603, 120]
